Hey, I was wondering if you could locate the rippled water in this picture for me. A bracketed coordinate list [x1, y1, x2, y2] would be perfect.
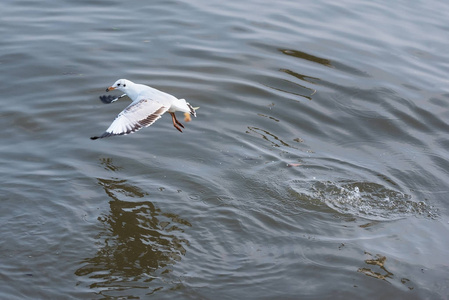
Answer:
[2, 0, 449, 299]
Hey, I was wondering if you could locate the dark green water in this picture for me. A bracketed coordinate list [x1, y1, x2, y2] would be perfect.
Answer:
[1, 0, 449, 299]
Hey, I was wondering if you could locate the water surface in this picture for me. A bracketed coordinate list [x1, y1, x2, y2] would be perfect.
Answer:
[1, 0, 449, 299]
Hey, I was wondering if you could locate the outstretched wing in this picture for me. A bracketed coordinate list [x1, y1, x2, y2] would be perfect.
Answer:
[91, 99, 169, 140]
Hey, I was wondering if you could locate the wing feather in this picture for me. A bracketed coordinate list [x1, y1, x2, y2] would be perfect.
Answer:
[91, 99, 169, 140]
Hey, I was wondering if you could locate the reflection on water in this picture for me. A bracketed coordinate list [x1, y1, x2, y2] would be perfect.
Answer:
[358, 252, 414, 291]
[75, 158, 191, 298]
[358, 253, 392, 281]
[279, 49, 333, 67]
[261, 48, 328, 100]
[265, 77, 316, 100]
[246, 126, 299, 150]
[280, 68, 320, 86]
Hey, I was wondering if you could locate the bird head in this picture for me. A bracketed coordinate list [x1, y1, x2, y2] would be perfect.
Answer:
[106, 79, 133, 92]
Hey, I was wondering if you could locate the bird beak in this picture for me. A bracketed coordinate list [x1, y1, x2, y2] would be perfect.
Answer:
[106, 86, 115, 92]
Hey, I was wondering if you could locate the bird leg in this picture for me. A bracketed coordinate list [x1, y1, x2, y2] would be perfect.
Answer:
[170, 112, 185, 132]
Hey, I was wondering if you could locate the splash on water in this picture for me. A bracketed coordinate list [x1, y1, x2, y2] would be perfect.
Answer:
[292, 180, 437, 221]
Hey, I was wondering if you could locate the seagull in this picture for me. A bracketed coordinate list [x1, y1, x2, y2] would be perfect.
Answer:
[91, 79, 196, 140]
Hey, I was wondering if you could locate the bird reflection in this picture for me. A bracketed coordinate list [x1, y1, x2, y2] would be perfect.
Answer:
[75, 158, 191, 297]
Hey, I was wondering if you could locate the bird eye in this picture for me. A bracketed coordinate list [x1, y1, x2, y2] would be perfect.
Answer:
[124, 84, 126, 87]
[117, 83, 121, 86]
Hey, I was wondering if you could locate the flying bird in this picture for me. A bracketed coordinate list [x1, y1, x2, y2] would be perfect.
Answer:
[91, 79, 196, 140]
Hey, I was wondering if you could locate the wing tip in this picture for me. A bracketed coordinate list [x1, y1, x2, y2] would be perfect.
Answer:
[90, 131, 116, 140]
[187, 103, 197, 117]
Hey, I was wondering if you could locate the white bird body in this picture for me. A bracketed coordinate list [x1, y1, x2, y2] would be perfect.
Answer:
[91, 79, 196, 140]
